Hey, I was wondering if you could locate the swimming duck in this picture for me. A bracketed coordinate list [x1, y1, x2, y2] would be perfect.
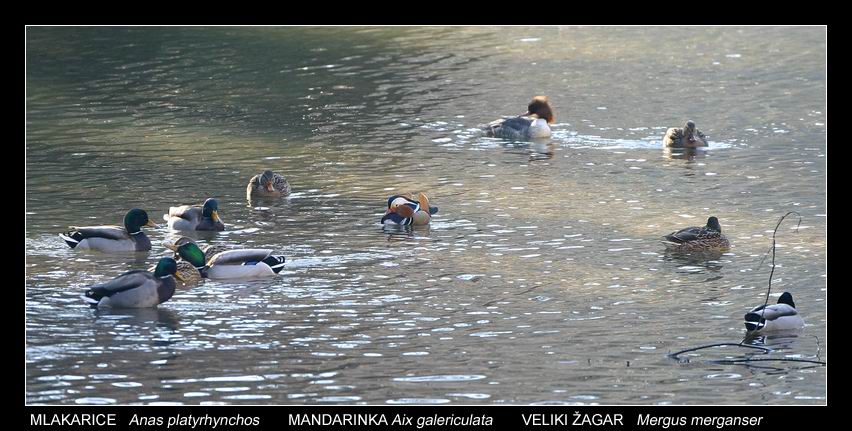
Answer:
[662, 216, 730, 252]
[744, 292, 805, 333]
[663, 120, 707, 148]
[82, 257, 184, 308]
[165, 237, 230, 261]
[247, 170, 292, 199]
[166, 239, 286, 280]
[485, 96, 555, 140]
[381, 193, 438, 226]
[149, 258, 203, 285]
[164, 198, 225, 231]
[60, 208, 157, 252]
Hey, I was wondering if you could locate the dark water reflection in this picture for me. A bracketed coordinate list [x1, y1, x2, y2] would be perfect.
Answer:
[27, 26, 825, 404]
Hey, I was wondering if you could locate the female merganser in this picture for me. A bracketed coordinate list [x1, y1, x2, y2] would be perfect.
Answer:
[662, 216, 730, 252]
[485, 96, 555, 140]
[60, 208, 157, 252]
[82, 257, 184, 308]
[381, 193, 438, 226]
[744, 292, 805, 333]
[663, 120, 707, 148]
[247, 170, 291, 199]
[164, 198, 225, 231]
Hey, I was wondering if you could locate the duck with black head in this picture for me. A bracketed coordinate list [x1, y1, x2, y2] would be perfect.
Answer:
[82, 257, 184, 308]
[60, 208, 158, 252]
[485, 96, 556, 140]
[164, 198, 225, 231]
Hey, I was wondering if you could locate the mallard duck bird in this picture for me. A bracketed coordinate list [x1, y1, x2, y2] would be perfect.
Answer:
[149, 258, 203, 285]
[60, 208, 157, 252]
[81, 257, 184, 308]
[662, 216, 730, 252]
[663, 120, 707, 148]
[485, 96, 555, 140]
[247, 170, 291, 199]
[166, 239, 286, 280]
[163, 198, 225, 231]
[744, 292, 805, 333]
[165, 237, 230, 260]
[381, 193, 438, 226]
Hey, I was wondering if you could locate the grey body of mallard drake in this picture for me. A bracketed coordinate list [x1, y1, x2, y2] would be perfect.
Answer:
[485, 96, 555, 140]
[166, 238, 286, 280]
[59, 208, 157, 252]
[663, 120, 707, 148]
[82, 257, 184, 308]
[663, 216, 731, 252]
[744, 292, 805, 333]
[381, 193, 437, 226]
[164, 198, 225, 231]
[247, 170, 291, 199]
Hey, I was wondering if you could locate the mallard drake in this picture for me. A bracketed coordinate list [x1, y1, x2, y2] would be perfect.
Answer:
[247, 170, 291, 199]
[744, 292, 805, 333]
[381, 193, 438, 226]
[82, 257, 184, 308]
[485, 96, 555, 140]
[163, 198, 225, 231]
[60, 208, 157, 252]
[663, 120, 707, 148]
[166, 239, 286, 280]
[662, 216, 730, 252]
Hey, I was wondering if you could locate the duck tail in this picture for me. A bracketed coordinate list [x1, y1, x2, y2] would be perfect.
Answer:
[262, 255, 286, 274]
[59, 231, 82, 249]
[744, 312, 765, 332]
[81, 290, 103, 308]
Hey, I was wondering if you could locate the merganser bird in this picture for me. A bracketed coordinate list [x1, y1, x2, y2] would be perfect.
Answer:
[485, 96, 555, 140]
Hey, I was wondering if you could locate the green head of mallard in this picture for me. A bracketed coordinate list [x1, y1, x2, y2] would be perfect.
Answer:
[153, 257, 184, 282]
[201, 198, 221, 223]
[175, 242, 208, 269]
[125, 208, 158, 235]
[706, 216, 721, 232]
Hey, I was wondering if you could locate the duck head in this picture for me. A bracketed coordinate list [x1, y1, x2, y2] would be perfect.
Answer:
[684, 120, 698, 144]
[524, 96, 555, 124]
[706, 216, 722, 232]
[125, 208, 158, 234]
[153, 257, 185, 282]
[202, 198, 221, 223]
[173, 242, 209, 269]
[260, 170, 277, 193]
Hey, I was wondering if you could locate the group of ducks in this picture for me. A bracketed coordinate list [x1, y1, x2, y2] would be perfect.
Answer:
[61, 97, 800, 336]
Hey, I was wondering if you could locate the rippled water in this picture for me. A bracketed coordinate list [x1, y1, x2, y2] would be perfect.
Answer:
[26, 26, 826, 405]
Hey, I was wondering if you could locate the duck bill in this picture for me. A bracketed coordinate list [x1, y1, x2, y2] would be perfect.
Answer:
[264, 182, 275, 192]
[163, 242, 179, 251]
[212, 210, 220, 223]
[521, 111, 531, 116]
[173, 272, 186, 282]
[145, 220, 160, 228]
